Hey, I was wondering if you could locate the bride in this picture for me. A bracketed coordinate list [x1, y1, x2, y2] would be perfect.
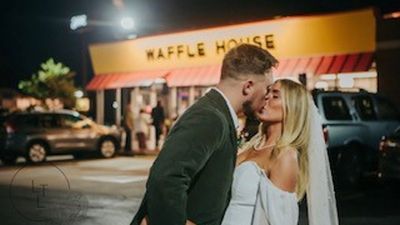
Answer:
[221, 79, 339, 225]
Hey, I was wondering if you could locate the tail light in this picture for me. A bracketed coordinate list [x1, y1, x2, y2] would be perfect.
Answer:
[379, 136, 386, 152]
[323, 126, 329, 144]
[380, 137, 398, 151]
[4, 121, 17, 134]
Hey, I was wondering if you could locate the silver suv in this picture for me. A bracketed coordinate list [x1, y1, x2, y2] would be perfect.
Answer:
[0, 110, 121, 164]
[313, 90, 400, 187]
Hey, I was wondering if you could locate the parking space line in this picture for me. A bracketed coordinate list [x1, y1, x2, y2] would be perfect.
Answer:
[80, 175, 148, 184]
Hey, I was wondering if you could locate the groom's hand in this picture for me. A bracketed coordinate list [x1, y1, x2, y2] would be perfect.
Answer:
[139, 216, 148, 225]
[186, 220, 196, 225]
[140, 216, 196, 225]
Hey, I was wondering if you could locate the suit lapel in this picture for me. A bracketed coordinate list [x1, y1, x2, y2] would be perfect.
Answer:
[204, 89, 239, 153]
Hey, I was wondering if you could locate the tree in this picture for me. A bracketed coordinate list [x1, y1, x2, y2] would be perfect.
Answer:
[19, 58, 77, 108]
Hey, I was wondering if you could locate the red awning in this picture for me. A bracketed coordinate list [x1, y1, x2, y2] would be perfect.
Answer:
[274, 52, 374, 77]
[292, 58, 311, 76]
[165, 64, 222, 87]
[329, 55, 347, 74]
[86, 75, 103, 91]
[273, 59, 288, 77]
[306, 57, 323, 75]
[108, 70, 169, 88]
[86, 70, 168, 90]
[354, 52, 374, 72]
[86, 74, 121, 90]
[281, 59, 299, 77]
[315, 55, 335, 75]
[86, 65, 221, 90]
[341, 53, 360, 73]
[86, 52, 373, 90]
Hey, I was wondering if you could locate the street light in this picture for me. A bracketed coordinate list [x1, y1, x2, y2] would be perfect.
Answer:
[70, 14, 88, 31]
[120, 16, 135, 30]
[74, 90, 84, 98]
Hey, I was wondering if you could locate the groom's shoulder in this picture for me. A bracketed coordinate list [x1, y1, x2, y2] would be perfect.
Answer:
[185, 101, 226, 122]
[193, 91, 227, 112]
[179, 98, 229, 127]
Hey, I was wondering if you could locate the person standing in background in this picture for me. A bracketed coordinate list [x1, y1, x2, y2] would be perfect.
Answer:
[135, 108, 151, 152]
[123, 103, 135, 155]
[151, 100, 165, 149]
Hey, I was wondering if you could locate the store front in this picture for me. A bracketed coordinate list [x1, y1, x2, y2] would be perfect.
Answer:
[87, 8, 376, 125]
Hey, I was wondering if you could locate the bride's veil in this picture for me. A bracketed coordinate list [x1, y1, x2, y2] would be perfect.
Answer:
[307, 100, 339, 225]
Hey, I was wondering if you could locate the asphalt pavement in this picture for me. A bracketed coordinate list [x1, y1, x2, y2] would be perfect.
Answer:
[0, 155, 399, 225]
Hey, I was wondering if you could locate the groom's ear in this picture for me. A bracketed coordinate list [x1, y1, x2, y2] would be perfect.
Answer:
[242, 80, 253, 96]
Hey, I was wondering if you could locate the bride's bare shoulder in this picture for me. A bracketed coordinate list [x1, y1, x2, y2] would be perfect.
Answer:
[269, 147, 299, 192]
[275, 147, 299, 171]
[278, 147, 299, 161]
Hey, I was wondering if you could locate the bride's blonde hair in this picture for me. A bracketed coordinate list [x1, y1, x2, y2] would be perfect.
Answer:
[242, 79, 311, 200]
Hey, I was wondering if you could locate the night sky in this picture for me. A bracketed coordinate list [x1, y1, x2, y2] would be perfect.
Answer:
[0, 0, 399, 90]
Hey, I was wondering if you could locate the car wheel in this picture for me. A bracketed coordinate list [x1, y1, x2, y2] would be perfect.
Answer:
[26, 142, 48, 163]
[98, 138, 116, 158]
[1, 155, 17, 165]
[337, 146, 363, 188]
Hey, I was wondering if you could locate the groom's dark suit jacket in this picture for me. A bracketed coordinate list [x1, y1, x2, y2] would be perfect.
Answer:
[131, 89, 238, 225]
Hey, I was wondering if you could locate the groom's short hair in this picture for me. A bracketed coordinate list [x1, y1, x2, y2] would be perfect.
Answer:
[220, 44, 278, 81]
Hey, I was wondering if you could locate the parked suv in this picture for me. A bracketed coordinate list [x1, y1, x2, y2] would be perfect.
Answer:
[312, 89, 400, 186]
[0, 110, 121, 165]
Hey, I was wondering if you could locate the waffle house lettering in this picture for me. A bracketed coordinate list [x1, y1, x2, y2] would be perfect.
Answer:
[146, 43, 206, 61]
[215, 34, 275, 55]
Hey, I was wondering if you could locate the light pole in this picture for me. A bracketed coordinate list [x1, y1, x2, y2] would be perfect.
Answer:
[70, 14, 90, 89]
[69, 14, 137, 125]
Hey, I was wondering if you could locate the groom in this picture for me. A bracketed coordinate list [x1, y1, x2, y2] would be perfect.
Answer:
[131, 44, 277, 225]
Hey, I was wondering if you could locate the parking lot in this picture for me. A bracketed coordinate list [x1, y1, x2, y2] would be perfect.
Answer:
[0, 155, 399, 225]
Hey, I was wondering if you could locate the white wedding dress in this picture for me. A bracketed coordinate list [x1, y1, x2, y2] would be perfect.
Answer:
[221, 161, 299, 225]
[221, 102, 339, 225]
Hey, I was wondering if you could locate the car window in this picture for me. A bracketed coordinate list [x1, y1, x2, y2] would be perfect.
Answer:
[375, 97, 399, 121]
[60, 114, 85, 128]
[13, 114, 40, 128]
[322, 97, 352, 121]
[353, 96, 377, 121]
[39, 114, 61, 128]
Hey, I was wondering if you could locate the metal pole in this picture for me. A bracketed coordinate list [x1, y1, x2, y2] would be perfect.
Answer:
[96, 90, 104, 124]
[169, 87, 177, 118]
[115, 88, 121, 126]
[189, 86, 195, 106]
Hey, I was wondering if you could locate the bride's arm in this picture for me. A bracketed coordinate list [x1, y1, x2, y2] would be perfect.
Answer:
[269, 147, 299, 193]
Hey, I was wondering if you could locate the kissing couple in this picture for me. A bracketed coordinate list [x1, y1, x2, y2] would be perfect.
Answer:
[131, 44, 339, 225]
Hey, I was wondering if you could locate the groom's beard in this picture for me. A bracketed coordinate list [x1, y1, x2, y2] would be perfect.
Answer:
[242, 100, 257, 120]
